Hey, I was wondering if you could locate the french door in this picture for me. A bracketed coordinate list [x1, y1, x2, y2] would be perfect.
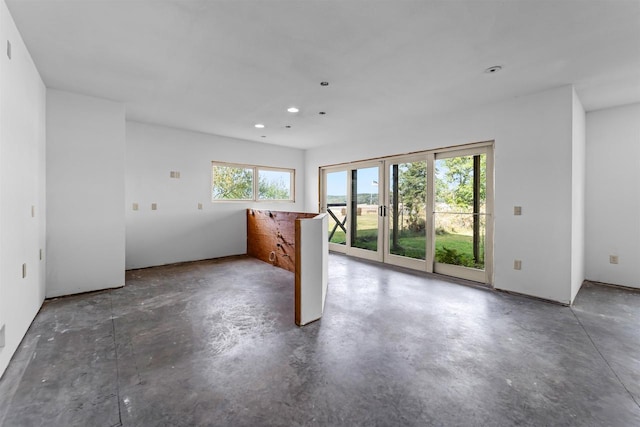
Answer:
[323, 162, 383, 262]
[384, 154, 430, 270]
[321, 143, 493, 284]
[432, 147, 493, 283]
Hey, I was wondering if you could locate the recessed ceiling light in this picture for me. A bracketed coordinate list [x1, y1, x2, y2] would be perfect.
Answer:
[484, 65, 502, 74]
[254, 124, 265, 128]
[287, 107, 299, 113]
[320, 81, 329, 86]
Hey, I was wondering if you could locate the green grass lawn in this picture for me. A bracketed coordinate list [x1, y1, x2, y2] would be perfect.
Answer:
[328, 213, 483, 268]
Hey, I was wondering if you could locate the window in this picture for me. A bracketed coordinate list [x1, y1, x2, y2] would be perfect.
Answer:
[212, 162, 294, 202]
[212, 164, 254, 200]
[258, 168, 293, 200]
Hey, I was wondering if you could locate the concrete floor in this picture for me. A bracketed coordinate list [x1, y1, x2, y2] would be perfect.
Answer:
[0, 254, 639, 426]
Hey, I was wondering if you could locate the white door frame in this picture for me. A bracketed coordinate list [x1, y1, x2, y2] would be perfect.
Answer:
[319, 141, 494, 285]
[432, 145, 494, 284]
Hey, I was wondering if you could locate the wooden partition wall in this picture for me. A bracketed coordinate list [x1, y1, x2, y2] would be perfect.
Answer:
[246, 209, 328, 326]
[246, 209, 316, 272]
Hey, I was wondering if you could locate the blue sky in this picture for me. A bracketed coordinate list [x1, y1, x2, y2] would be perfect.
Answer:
[326, 167, 379, 196]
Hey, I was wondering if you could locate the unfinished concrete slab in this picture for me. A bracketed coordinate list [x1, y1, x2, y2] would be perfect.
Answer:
[0, 254, 638, 426]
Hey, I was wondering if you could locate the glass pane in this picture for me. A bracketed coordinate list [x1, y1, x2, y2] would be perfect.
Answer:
[258, 169, 292, 200]
[326, 171, 347, 245]
[389, 161, 427, 260]
[435, 213, 486, 269]
[212, 165, 253, 200]
[434, 154, 486, 269]
[351, 166, 379, 251]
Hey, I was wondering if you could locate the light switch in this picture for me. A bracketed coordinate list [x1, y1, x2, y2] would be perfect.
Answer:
[132, 203, 139, 211]
[609, 255, 619, 264]
[514, 260, 522, 270]
[151, 203, 157, 210]
[514, 206, 522, 216]
[198, 203, 203, 210]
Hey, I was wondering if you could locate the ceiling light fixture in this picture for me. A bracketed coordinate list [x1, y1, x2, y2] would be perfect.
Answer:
[254, 124, 265, 128]
[287, 107, 299, 113]
[320, 81, 329, 86]
[484, 65, 502, 74]
[285, 125, 292, 128]
[319, 111, 326, 115]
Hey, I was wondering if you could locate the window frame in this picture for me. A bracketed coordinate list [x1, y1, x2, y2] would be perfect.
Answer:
[211, 161, 295, 203]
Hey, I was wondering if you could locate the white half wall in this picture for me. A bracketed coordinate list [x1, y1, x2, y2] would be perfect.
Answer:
[0, 0, 46, 377]
[125, 121, 306, 270]
[570, 89, 586, 302]
[46, 89, 126, 298]
[305, 85, 579, 304]
[585, 103, 640, 288]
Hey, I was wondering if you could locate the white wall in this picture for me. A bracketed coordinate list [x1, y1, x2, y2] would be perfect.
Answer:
[0, 0, 46, 377]
[305, 85, 579, 304]
[126, 121, 306, 269]
[46, 89, 126, 298]
[585, 103, 640, 288]
[570, 89, 586, 301]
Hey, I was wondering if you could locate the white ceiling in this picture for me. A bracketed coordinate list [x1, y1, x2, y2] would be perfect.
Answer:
[6, 0, 640, 149]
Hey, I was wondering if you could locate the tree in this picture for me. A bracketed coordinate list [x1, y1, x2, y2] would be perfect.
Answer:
[398, 162, 426, 232]
[212, 166, 253, 199]
[436, 155, 486, 210]
[259, 175, 290, 200]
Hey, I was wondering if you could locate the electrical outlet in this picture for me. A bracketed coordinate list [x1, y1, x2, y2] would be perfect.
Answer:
[132, 203, 139, 211]
[514, 260, 522, 270]
[609, 255, 619, 264]
[198, 203, 203, 210]
[514, 206, 522, 216]
[151, 203, 157, 211]
[40, 249, 43, 261]
[22, 263, 27, 278]
[170, 171, 181, 179]
[31, 205, 35, 218]
[6, 40, 11, 60]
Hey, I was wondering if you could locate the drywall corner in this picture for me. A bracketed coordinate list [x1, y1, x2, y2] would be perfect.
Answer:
[570, 87, 586, 303]
[46, 89, 126, 298]
[0, 0, 47, 377]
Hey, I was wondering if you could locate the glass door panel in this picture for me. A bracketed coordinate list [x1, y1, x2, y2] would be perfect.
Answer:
[350, 166, 381, 253]
[325, 170, 348, 247]
[385, 158, 428, 269]
[434, 152, 487, 281]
